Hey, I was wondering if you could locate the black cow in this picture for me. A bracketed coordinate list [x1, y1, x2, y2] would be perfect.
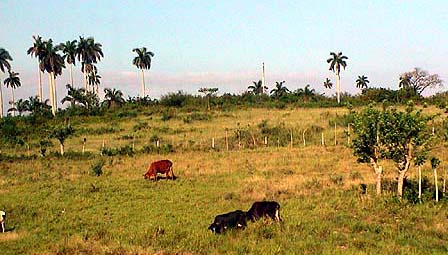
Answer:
[246, 201, 281, 222]
[208, 210, 247, 234]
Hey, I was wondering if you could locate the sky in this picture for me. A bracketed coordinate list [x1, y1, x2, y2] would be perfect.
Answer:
[0, 0, 447, 109]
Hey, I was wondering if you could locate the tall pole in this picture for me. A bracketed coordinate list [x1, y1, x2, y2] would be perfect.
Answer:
[262, 62, 266, 94]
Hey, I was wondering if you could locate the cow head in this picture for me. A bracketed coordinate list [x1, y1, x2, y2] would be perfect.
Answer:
[208, 223, 223, 234]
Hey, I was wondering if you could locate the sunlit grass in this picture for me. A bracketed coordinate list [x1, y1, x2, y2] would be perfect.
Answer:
[1, 106, 447, 254]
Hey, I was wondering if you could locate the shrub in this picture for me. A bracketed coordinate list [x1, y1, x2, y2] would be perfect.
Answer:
[91, 160, 105, 176]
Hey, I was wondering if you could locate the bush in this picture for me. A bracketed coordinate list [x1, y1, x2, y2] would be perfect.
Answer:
[160, 91, 189, 107]
[91, 160, 105, 176]
[141, 144, 174, 154]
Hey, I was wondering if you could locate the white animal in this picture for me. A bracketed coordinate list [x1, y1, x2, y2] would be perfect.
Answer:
[0, 211, 5, 233]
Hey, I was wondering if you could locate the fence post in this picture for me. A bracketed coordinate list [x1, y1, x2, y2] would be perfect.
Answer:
[347, 123, 351, 145]
[334, 123, 337, 146]
[290, 130, 293, 149]
[264, 136, 268, 147]
[156, 140, 160, 148]
[302, 128, 307, 147]
[225, 130, 229, 151]
[82, 137, 86, 154]
[212, 137, 215, 149]
[321, 132, 325, 146]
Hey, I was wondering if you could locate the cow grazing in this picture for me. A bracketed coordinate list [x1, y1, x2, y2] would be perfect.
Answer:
[0, 211, 5, 233]
[208, 210, 247, 234]
[246, 201, 282, 222]
[144, 160, 175, 181]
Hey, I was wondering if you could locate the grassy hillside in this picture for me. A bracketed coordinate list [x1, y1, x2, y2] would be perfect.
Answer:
[1, 106, 448, 254]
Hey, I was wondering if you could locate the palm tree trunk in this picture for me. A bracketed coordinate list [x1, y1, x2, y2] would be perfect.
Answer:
[37, 61, 43, 102]
[0, 74, 3, 118]
[69, 63, 74, 86]
[141, 69, 146, 97]
[48, 73, 55, 116]
[52, 72, 57, 113]
[10, 87, 15, 117]
[336, 72, 341, 104]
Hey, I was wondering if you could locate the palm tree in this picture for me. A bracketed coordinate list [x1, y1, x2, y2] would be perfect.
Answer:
[59, 40, 77, 87]
[39, 39, 65, 116]
[27, 35, 45, 102]
[0, 48, 13, 118]
[323, 78, 333, 89]
[270, 81, 289, 98]
[102, 88, 125, 108]
[356, 75, 369, 91]
[77, 37, 103, 92]
[9, 98, 30, 116]
[327, 52, 348, 104]
[88, 68, 101, 95]
[3, 71, 21, 116]
[132, 47, 154, 97]
[248, 80, 267, 95]
[295, 84, 316, 102]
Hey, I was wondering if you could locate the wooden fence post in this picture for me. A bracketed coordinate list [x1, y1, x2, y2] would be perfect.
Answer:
[264, 136, 268, 147]
[290, 130, 293, 149]
[156, 140, 160, 148]
[347, 123, 351, 145]
[212, 138, 215, 149]
[302, 129, 307, 147]
[82, 137, 86, 154]
[334, 123, 337, 146]
[321, 132, 325, 146]
[225, 130, 229, 151]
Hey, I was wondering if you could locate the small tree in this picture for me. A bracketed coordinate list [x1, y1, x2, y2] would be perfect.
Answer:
[381, 104, 433, 198]
[51, 125, 74, 155]
[352, 106, 386, 195]
[198, 87, 218, 110]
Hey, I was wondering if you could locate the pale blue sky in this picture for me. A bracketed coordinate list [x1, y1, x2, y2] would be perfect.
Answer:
[0, 0, 447, 105]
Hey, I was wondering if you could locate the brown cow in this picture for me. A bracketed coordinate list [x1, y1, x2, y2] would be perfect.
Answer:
[144, 160, 175, 181]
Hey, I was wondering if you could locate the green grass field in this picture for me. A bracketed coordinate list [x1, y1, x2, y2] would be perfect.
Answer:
[1, 107, 448, 254]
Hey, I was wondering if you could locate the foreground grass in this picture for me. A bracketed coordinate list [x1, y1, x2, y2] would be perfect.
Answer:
[1, 146, 448, 254]
[1, 106, 448, 254]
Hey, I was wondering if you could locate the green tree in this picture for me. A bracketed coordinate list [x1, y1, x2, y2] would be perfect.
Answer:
[51, 125, 74, 156]
[327, 52, 348, 104]
[198, 87, 218, 110]
[102, 88, 125, 108]
[9, 98, 30, 116]
[59, 40, 77, 87]
[356, 75, 369, 91]
[295, 84, 316, 102]
[270, 81, 289, 98]
[381, 105, 433, 198]
[352, 106, 386, 195]
[88, 67, 101, 95]
[77, 37, 103, 92]
[3, 71, 21, 116]
[27, 35, 45, 102]
[133, 47, 154, 97]
[39, 39, 66, 116]
[0, 48, 13, 118]
[248, 80, 267, 95]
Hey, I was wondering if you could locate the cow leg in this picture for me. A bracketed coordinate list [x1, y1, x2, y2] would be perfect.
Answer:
[1, 222, 4, 233]
[170, 166, 175, 180]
